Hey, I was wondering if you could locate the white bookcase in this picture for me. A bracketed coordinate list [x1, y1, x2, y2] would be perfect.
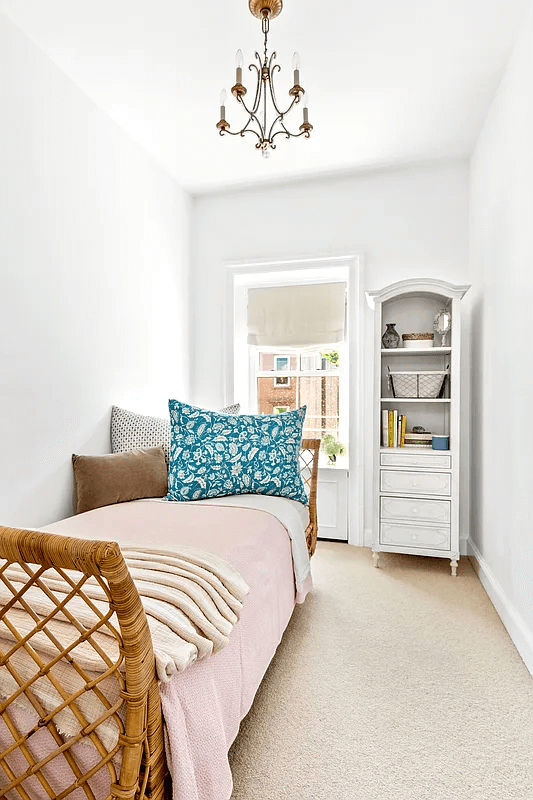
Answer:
[366, 279, 470, 576]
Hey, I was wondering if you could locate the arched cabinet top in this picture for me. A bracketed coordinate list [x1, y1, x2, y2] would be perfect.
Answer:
[366, 279, 470, 310]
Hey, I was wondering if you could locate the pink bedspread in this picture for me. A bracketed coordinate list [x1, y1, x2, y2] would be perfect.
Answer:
[7, 499, 302, 800]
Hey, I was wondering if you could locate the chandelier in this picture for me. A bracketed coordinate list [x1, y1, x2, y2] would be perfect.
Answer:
[216, 0, 312, 158]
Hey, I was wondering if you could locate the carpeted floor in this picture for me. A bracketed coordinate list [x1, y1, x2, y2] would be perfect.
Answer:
[229, 542, 533, 799]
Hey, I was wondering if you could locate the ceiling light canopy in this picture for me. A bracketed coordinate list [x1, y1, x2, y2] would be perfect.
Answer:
[217, 0, 313, 158]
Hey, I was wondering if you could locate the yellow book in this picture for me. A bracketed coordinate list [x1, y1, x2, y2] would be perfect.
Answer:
[400, 415, 407, 447]
[388, 410, 394, 448]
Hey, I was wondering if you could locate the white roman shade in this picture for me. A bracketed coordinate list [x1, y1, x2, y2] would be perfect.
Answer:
[247, 282, 346, 347]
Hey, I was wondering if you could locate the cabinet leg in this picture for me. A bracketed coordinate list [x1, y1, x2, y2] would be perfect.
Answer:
[450, 555, 459, 577]
[372, 551, 380, 569]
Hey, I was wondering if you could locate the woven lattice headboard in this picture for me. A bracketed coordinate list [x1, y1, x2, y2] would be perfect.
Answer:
[300, 439, 320, 557]
[0, 529, 166, 800]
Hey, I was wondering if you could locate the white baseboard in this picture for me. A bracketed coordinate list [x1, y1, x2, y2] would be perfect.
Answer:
[468, 539, 533, 677]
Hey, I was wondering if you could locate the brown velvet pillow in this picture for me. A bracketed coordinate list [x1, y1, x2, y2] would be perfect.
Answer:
[72, 447, 168, 514]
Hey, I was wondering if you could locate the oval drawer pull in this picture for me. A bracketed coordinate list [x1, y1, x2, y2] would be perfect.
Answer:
[412, 509, 418, 514]
[412, 534, 418, 540]
[412, 481, 418, 486]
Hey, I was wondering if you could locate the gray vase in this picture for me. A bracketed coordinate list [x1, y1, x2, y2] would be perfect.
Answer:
[382, 323, 400, 349]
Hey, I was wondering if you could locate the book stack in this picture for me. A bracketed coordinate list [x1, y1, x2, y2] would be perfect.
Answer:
[404, 431, 433, 448]
[382, 410, 406, 448]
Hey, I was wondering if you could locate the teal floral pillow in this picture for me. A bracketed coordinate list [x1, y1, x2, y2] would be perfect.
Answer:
[166, 401, 308, 505]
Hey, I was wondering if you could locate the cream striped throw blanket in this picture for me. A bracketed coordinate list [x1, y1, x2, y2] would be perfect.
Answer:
[0, 546, 249, 749]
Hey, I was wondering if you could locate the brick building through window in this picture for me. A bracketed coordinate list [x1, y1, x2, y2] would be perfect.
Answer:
[256, 350, 341, 440]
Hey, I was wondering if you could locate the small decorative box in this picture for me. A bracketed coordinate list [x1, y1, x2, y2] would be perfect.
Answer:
[402, 332, 434, 350]
[432, 435, 449, 450]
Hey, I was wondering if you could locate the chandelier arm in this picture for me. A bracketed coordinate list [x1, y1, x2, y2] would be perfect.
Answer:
[271, 127, 309, 142]
[268, 62, 284, 116]
[267, 51, 278, 74]
[238, 94, 265, 139]
[267, 110, 284, 141]
[268, 63, 299, 118]
[275, 97, 298, 126]
[250, 57, 262, 113]
[270, 116, 293, 140]
[243, 126, 263, 143]
[280, 93, 299, 117]
[240, 113, 264, 142]
[267, 93, 299, 141]
[221, 124, 262, 142]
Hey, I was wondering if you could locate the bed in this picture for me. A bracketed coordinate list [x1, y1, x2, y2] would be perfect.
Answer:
[0, 440, 319, 800]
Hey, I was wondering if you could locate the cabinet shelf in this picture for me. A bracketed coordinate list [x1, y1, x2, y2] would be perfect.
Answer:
[380, 447, 450, 454]
[381, 347, 451, 355]
[380, 398, 451, 403]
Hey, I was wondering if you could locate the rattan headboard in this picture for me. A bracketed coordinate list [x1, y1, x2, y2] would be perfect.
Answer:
[300, 438, 320, 556]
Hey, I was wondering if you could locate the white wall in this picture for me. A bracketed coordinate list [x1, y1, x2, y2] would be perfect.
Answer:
[191, 160, 470, 540]
[0, 13, 190, 528]
[469, 0, 533, 672]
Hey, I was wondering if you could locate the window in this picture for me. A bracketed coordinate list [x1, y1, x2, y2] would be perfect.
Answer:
[274, 356, 290, 371]
[230, 256, 363, 545]
[254, 346, 345, 441]
[232, 266, 351, 453]
[272, 355, 292, 386]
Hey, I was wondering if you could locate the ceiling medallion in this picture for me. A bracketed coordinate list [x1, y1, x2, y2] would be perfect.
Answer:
[217, 1, 312, 158]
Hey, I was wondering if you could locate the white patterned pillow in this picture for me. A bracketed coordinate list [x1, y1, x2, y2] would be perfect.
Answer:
[219, 403, 241, 415]
[111, 404, 240, 464]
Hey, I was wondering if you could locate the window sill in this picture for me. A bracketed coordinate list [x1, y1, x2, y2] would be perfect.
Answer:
[318, 454, 349, 470]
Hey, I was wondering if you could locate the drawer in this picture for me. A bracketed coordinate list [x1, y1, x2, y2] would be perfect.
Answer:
[380, 452, 451, 469]
[380, 522, 451, 551]
[380, 470, 451, 496]
[380, 496, 451, 524]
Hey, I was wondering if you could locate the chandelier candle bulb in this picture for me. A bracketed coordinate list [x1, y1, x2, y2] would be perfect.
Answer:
[220, 88, 227, 119]
[303, 91, 309, 122]
[293, 51, 300, 86]
[235, 49, 244, 84]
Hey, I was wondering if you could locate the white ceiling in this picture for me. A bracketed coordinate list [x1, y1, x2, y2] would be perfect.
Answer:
[0, 0, 529, 194]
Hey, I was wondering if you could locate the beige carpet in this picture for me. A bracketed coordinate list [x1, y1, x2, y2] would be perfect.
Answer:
[229, 543, 533, 799]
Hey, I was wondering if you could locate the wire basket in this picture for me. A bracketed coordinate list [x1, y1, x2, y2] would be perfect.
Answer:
[387, 366, 449, 399]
